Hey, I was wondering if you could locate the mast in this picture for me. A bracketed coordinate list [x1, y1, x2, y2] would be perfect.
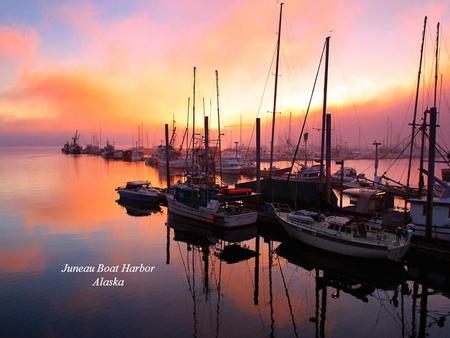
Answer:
[418, 109, 428, 197]
[406, 16, 427, 210]
[434, 22, 440, 108]
[319, 36, 330, 193]
[192, 67, 196, 170]
[425, 24, 440, 238]
[184, 97, 190, 169]
[204, 116, 209, 176]
[269, 2, 284, 179]
[426, 107, 437, 240]
[215, 70, 223, 185]
[325, 114, 332, 204]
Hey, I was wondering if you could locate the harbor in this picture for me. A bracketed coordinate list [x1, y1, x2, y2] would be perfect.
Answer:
[1, 1, 450, 337]
[0, 146, 449, 338]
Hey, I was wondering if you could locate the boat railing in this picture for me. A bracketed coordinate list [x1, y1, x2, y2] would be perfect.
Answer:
[270, 203, 291, 214]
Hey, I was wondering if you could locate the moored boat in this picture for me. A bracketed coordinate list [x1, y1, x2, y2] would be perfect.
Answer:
[116, 181, 163, 203]
[271, 204, 411, 260]
[166, 175, 257, 228]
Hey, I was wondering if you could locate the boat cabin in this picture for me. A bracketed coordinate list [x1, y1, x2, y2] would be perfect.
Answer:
[408, 176, 450, 240]
[297, 165, 321, 180]
[125, 181, 151, 189]
[342, 188, 394, 216]
[173, 184, 218, 209]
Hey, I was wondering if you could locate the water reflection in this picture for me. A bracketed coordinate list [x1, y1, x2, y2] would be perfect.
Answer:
[0, 147, 448, 338]
[116, 199, 162, 217]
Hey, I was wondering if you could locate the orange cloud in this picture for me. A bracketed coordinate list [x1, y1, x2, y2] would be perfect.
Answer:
[0, 0, 449, 147]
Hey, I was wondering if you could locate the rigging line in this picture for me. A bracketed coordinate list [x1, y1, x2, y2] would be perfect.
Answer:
[276, 255, 299, 338]
[177, 241, 193, 293]
[397, 85, 416, 141]
[283, 16, 304, 87]
[427, 133, 450, 166]
[243, 42, 278, 160]
[443, 88, 450, 115]
[437, 127, 449, 153]
[333, 41, 364, 145]
[378, 130, 415, 161]
[286, 40, 326, 182]
[375, 289, 409, 332]
[384, 128, 422, 175]
[215, 242, 223, 338]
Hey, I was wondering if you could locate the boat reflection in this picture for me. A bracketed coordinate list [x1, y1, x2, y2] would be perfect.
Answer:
[116, 199, 162, 217]
[276, 240, 408, 294]
[166, 214, 260, 337]
[164, 213, 449, 338]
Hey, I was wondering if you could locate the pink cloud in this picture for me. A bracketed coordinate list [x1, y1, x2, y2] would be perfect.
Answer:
[0, 26, 38, 63]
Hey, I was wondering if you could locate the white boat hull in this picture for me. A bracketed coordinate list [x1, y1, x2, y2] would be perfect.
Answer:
[167, 196, 257, 228]
[276, 212, 408, 260]
[117, 189, 161, 202]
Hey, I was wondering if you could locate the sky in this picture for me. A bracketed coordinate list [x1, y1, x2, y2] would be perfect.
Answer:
[0, 0, 449, 149]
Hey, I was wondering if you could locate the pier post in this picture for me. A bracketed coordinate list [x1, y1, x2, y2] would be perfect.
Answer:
[165, 123, 170, 188]
[372, 141, 381, 186]
[256, 118, 261, 193]
[325, 113, 332, 204]
[425, 107, 437, 239]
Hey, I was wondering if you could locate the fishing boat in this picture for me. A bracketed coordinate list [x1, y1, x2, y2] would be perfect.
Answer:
[100, 141, 115, 159]
[61, 130, 83, 154]
[271, 204, 411, 260]
[116, 181, 163, 203]
[166, 175, 258, 228]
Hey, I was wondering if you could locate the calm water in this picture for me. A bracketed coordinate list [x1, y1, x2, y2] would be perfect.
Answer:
[0, 147, 448, 338]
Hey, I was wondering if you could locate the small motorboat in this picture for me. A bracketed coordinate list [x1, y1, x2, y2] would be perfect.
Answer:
[116, 181, 163, 203]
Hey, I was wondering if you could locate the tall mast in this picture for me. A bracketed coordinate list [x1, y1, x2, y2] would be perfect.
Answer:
[192, 67, 196, 170]
[406, 16, 427, 209]
[319, 36, 330, 192]
[184, 97, 190, 169]
[269, 2, 284, 179]
[420, 22, 440, 197]
[434, 22, 440, 107]
[215, 70, 223, 185]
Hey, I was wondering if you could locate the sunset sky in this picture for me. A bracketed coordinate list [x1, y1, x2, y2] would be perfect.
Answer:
[0, 0, 449, 149]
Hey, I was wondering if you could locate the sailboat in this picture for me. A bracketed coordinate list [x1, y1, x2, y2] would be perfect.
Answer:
[272, 204, 411, 260]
